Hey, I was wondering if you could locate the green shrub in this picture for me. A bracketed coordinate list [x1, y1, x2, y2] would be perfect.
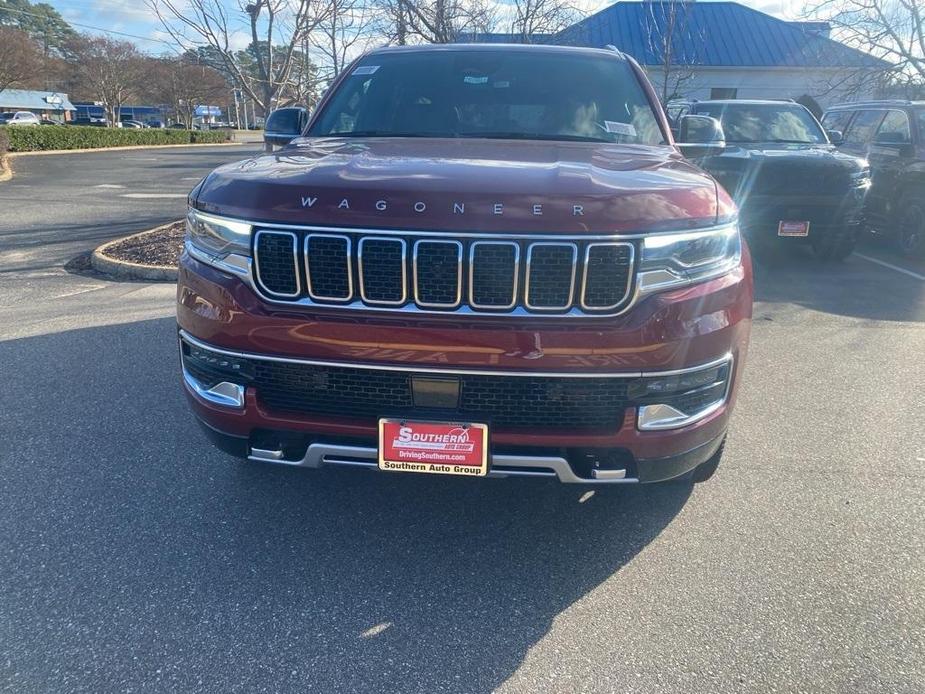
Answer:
[0, 125, 230, 152]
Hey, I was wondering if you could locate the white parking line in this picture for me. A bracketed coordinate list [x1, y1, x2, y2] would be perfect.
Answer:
[94, 184, 126, 189]
[855, 253, 925, 281]
[120, 193, 188, 199]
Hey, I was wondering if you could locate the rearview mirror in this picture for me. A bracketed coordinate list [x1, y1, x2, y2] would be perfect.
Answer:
[827, 129, 844, 145]
[676, 115, 726, 157]
[264, 107, 308, 148]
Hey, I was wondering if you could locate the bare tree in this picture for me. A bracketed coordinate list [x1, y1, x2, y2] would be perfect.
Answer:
[642, 0, 702, 104]
[146, 0, 332, 114]
[0, 26, 42, 93]
[809, 0, 924, 94]
[68, 36, 142, 125]
[509, 0, 577, 43]
[311, 0, 377, 82]
[387, 0, 496, 43]
[142, 57, 231, 127]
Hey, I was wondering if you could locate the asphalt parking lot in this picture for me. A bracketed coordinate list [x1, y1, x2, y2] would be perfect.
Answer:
[1, 147, 923, 693]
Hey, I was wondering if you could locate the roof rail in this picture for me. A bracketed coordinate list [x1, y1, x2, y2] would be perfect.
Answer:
[832, 99, 914, 106]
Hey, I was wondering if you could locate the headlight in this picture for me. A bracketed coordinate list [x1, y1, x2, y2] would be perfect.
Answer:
[185, 209, 252, 275]
[637, 223, 741, 295]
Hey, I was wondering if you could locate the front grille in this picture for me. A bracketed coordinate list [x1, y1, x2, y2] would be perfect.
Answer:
[251, 228, 635, 316]
[582, 244, 634, 309]
[526, 244, 577, 309]
[253, 361, 628, 430]
[255, 231, 299, 297]
[359, 238, 406, 304]
[306, 234, 351, 300]
[470, 242, 518, 308]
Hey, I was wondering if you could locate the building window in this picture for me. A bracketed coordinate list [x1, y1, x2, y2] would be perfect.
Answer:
[710, 88, 737, 99]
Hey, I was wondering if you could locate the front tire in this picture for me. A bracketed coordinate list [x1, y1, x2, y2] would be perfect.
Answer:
[897, 197, 925, 258]
[812, 225, 858, 261]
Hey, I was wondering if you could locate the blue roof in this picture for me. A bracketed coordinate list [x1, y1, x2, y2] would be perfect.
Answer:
[476, 2, 886, 69]
[0, 89, 76, 111]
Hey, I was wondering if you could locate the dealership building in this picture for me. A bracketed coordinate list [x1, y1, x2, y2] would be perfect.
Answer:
[472, 1, 888, 106]
[0, 89, 76, 122]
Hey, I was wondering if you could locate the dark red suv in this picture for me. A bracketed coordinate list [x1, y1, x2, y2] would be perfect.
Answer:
[178, 45, 752, 484]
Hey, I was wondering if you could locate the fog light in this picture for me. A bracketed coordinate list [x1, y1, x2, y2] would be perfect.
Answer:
[635, 357, 732, 431]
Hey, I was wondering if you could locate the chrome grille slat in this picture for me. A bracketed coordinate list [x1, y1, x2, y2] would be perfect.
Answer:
[252, 228, 635, 316]
[581, 242, 635, 310]
[469, 241, 519, 310]
[305, 234, 352, 302]
[525, 243, 578, 311]
[413, 240, 462, 308]
[253, 230, 300, 298]
[358, 237, 407, 305]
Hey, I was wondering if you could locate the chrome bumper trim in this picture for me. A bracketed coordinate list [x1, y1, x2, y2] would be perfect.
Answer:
[181, 367, 245, 409]
[178, 330, 732, 380]
[249, 443, 638, 484]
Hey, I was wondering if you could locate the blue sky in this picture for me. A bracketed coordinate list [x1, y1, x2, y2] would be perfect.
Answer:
[44, 0, 803, 57]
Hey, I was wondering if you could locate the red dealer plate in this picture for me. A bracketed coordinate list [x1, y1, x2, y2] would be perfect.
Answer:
[778, 220, 810, 237]
[378, 419, 489, 477]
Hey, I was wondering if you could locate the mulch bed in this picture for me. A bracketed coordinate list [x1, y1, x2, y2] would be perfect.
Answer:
[103, 221, 184, 267]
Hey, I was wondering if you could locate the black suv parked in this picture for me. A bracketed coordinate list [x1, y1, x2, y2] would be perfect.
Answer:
[822, 101, 925, 257]
[673, 100, 870, 261]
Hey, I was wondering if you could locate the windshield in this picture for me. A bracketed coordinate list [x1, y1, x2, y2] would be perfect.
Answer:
[308, 50, 665, 145]
[693, 103, 827, 144]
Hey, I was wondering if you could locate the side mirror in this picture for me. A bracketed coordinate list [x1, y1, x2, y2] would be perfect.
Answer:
[827, 129, 844, 145]
[676, 115, 726, 157]
[264, 107, 308, 147]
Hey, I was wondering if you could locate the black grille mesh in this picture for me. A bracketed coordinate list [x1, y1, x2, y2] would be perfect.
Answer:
[470, 243, 517, 307]
[583, 245, 633, 308]
[415, 241, 460, 305]
[361, 239, 405, 303]
[253, 361, 627, 430]
[255, 232, 298, 296]
[306, 235, 350, 299]
[527, 245, 575, 308]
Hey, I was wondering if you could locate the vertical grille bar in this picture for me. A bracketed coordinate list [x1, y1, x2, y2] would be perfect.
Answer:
[305, 234, 352, 302]
[254, 230, 300, 298]
[581, 242, 634, 310]
[358, 237, 407, 305]
[525, 243, 578, 310]
[413, 240, 463, 308]
[469, 241, 519, 310]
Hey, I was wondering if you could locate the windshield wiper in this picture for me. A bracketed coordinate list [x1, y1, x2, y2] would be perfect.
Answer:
[460, 132, 615, 143]
[323, 131, 450, 138]
[727, 138, 814, 144]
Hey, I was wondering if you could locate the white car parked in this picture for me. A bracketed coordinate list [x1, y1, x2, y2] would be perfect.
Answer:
[0, 111, 40, 126]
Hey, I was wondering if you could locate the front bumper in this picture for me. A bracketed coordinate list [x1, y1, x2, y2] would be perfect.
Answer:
[178, 249, 752, 483]
[739, 191, 866, 242]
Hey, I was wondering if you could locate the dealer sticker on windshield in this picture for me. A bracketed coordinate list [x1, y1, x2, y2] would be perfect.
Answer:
[378, 419, 489, 477]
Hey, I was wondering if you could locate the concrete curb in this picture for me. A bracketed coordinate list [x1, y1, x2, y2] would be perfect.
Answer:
[91, 223, 180, 282]
[9, 141, 246, 157]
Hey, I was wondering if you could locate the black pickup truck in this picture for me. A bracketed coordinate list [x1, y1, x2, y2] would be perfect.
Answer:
[671, 100, 870, 260]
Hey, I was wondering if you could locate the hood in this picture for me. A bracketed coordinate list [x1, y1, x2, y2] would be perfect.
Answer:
[194, 137, 722, 234]
[697, 143, 867, 201]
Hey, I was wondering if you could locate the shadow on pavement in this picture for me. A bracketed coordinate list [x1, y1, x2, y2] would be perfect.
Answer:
[0, 317, 690, 693]
[752, 242, 925, 323]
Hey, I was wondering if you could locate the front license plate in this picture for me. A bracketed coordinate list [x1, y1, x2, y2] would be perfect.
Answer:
[778, 220, 810, 237]
[378, 419, 489, 477]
